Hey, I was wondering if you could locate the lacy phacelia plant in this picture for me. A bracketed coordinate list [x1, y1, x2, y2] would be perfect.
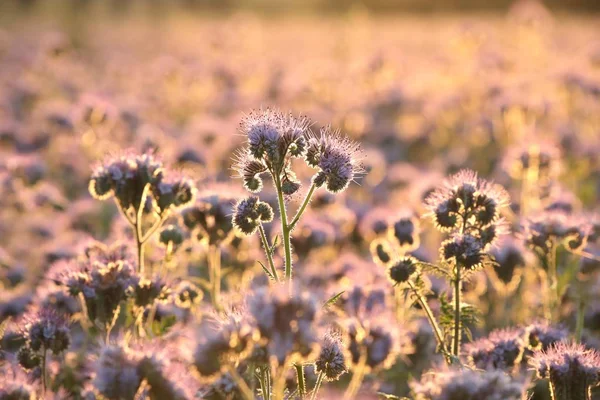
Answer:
[18, 307, 71, 393]
[181, 186, 244, 310]
[425, 169, 510, 357]
[529, 342, 600, 400]
[233, 109, 362, 286]
[522, 209, 592, 327]
[89, 152, 196, 275]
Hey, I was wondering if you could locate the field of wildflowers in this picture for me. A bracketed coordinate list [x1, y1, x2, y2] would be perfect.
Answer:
[0, 2, 600, 399]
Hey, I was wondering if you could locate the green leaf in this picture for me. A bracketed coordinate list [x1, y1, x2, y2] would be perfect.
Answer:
[257, 261, 275, 280]
[377, 394, 403, 400]
[323, 291, 345, 309]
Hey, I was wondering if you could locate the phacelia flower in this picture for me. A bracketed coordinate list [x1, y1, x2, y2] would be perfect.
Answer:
[388, 212, 421, 253]
[182, 186, 242, 246]
[387, 256, 419, 284]
[523, 210, 591, 256]
[530, 342, 600, 400]
[248, 285, 319, 366]
[410, 366, 525, 400]
[133, 276, 171, 309]
[21, 306, 70, 355]
[441, 234, 488, 270]
[93, 344, 143, 400]
[464, 328, 526, 371]
[193, 315, 257, 380]
[232, 196, 274, 236]
[425, 169, 509, 233]
[315, 331, 348, 381]
[305, 127, 364, 194]
[240, 108, 309, 169]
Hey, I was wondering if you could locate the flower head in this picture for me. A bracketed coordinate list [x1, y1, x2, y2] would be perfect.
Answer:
[193, 314, 257, 380]
[411, 366, 525, 400]
[425, 169, 509, 233]
[240, 108, 310, 167]
[305, 127, 364, 194]
[21, 306, 70, 355]
[464, 328, 525, 371]
[232, 196, 274, 236]
[530, 342, 600, 397]
[387, 256, 419, 285]
[182, 186, 242, 246]
[315, 331, 348, 381]
[248, 285, 319, 366]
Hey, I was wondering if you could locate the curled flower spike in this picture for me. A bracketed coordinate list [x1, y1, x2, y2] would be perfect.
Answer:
[464, 328, 525, 371]
[232, 196, 274, 236]
[315, 331, 348, 381]
[369, 237, 394, 265]
[387, 256, 419, 284]
[21, 306, 70, 355]
[523, 209, 591, 255]
[529, 342, 600, 400]
[89, 152, 163, 209]
[181, 186, 243, 246]
[305, 127, 364, 194]
[235, 109, 310, 180]
[425, 169, 510, 233]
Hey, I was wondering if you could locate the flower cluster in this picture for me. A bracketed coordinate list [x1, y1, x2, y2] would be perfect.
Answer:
[232, 196, 274, 236]
[426, 170, 510, 271]
[59, 259, 137, 326]
[410, 366, 525, 400]
[315, 331, 348, 381]
[17, 307, 70, 371]
[193, 315, 257, 380]
[181, 187, 241, 246]
[305, 127, 364, 194]
[234, 109, 310, 193]
[523, 209, 591, 256]
[530, 342, 600, 399]
[248, 285, 319, 366]
[464, 328, 525, 371]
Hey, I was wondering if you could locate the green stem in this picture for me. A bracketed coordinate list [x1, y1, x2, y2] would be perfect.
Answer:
[135, 184, 150, 276]
[407, 281, 450, 362]
[258, 367, 269, 400]
[295, 363, 306, 398]
[310, 372, 324, 400]
[275, 175, 293, 286]
[452, 264, 461, 356]
[259, 224, 279, 281]
[289, 182, 317, 230]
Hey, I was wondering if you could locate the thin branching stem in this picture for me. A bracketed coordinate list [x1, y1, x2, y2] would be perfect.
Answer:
[289, 182, 317, 230]
[274, 174, 293, 290]
[406, 280, 450, 363]
[295, 363, 306, 398]
[259, 224, 278, 281]
[310, 372, 325, 400]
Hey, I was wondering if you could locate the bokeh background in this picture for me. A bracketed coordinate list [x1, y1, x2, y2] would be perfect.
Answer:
[1, 0, 599, 399]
